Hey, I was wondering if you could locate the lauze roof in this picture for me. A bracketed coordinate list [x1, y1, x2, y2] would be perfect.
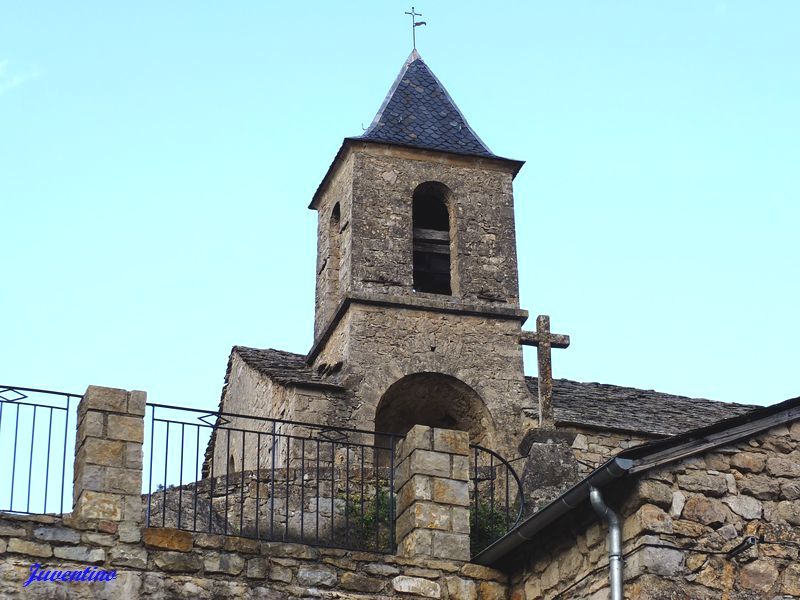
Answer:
[525, 377, 758, 437]
[231, 346, 759, 436]
[356, 49, 496, 158]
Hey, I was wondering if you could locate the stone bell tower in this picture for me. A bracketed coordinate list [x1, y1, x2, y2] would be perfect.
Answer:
[307, 50, 533, 454]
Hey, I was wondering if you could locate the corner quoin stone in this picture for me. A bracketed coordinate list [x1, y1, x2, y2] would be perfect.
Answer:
[73, 386, 146, 526]
[395, 426, 471, 562]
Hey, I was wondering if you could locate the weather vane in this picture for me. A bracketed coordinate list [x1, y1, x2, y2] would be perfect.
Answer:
[404, 6, 426, 50]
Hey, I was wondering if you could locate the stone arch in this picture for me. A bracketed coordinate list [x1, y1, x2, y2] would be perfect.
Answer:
[375, 372, 492, 445]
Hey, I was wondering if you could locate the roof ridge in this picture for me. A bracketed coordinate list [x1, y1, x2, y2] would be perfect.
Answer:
[234, 345, 305, 359]
[525, 374, 758, 407]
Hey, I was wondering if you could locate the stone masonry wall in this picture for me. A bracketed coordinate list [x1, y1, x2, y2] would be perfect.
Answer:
[348, 147, 521, 306]
[147, 464, 394, 552]
[212, 354, 348, 478]
[394, 426, 472, 562]
[1, 386, 510, 598]
[306, 301, 531, 457]
[510, 422, 800, 599]
[564, 427, 654, 477]
[343, 303, 530, 456]
[314, 152, 354, 340]
[0, 518, 510, 599]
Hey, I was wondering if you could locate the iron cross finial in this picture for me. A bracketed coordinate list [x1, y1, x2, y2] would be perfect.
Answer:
[404, 6, 426, 50]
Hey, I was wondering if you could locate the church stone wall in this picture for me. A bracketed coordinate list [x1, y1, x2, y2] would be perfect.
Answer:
[314, 152, 354, 340]
[349, 146, 521, 307]
[510, 422, 800, 599]
[211, 354, 346, 478]
[342, 303, 530, 455]
[312, 309, 351, 374]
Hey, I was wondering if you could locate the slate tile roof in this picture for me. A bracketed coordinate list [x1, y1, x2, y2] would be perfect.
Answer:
[234, 346, 344, 391]
[357, 50, 495, 158]
[230, 346, 759, 436]
[525, 377, 758, 436]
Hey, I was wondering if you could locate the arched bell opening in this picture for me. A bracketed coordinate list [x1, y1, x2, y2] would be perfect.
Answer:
[412, 182, 454, 295]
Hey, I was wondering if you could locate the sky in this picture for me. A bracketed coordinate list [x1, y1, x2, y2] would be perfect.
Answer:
[2, 1, 798, 414]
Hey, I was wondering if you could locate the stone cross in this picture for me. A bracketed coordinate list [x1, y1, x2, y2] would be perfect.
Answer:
[520, 315, 570, 428]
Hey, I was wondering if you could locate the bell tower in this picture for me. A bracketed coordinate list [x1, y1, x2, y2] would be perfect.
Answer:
[308, 50, 532, 454]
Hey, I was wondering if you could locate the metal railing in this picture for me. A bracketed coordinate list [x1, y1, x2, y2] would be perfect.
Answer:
[0, 383, 525, 558]
[469, 443, 525, 557]
[0, 386, 80, 516]
[144, 403, 404, 553]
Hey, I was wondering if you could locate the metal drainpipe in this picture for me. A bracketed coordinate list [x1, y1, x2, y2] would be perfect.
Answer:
[589, 486, 623, 600]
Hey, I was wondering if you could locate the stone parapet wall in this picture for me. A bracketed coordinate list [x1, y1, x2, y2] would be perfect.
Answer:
[146, 465, 394, 552]
[511, 422, 800, 599]
[0, 386, 509, 597]
[0, 517, 508, 599]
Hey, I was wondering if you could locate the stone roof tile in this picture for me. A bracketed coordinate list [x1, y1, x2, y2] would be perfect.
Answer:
[526, 377, 758, 436]
[357, 50, 495, 158]
[234, 346, 344, 391]
[232, 346, 758, 436]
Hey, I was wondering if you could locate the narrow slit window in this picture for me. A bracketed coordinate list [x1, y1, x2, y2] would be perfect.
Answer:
[413, 182, 451, 295]
[328, 203, 341, 297]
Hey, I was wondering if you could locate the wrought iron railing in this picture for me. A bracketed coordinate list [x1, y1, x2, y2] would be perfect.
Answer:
[144, 403, 404, 553]
[0, 386, 80, 516]
[469, 443, 524, 557]
[1, 383, 524, 558]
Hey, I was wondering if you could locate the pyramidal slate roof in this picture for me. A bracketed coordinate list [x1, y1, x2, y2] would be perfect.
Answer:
[357, 50, 495, 158]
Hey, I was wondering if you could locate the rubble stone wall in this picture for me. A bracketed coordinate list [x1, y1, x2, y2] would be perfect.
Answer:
[563, 427, 653, 476]
[0, 387, 511, 598]
[146, 464, 395, 553]
[314, 152, 354, 339]
[344, 303, 531, 456]
[212, 355, 348, 477]
[511, 422, 800, 599]
[347, 147, 521, 307]
[0, 517, 509, 599]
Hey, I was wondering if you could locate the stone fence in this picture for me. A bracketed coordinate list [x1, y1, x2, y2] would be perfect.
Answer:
[0, 385, 508, 598]
[0, 516, 507, 599]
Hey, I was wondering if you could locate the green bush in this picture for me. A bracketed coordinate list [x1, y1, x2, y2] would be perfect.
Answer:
[470, 500, 516, 556]
[342, 483, 395, 552]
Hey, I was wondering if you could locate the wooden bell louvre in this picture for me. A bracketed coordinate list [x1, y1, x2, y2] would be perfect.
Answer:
[412, 182, 451, 295]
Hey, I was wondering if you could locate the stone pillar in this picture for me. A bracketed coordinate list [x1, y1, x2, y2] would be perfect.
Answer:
[72, 386, 145, 527]
[394, 425, 471, 561]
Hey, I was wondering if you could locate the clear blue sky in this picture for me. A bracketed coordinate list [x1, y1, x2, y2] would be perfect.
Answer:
[2, 2, 798, 410]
